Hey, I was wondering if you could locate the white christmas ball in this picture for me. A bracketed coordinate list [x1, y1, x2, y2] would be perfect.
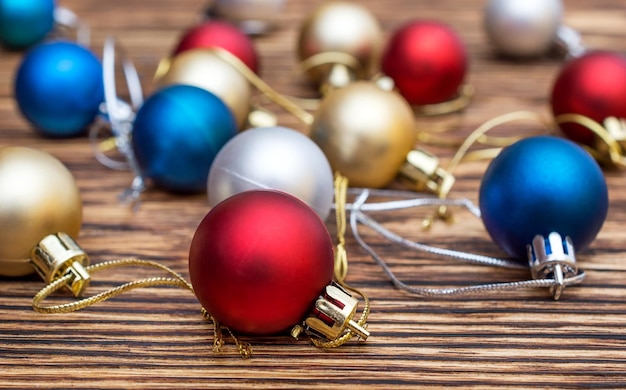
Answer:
[207, 126, 334, 220]
[484, 0, 563, 57]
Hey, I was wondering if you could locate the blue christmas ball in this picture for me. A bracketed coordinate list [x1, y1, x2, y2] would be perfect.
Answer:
[0, 0, 55, 48]
[479, 135, 608, 260]
[14, 40, 104, 137]
[132, 85, 238, 193]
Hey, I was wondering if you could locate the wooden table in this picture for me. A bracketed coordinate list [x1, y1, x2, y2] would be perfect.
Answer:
[2, 0, 626, 387]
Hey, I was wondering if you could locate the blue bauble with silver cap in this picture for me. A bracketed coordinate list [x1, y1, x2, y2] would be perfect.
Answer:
[14, 40, 104, 137]
[132, 84, 237, 193]
[0, 0, 55, 48]
[479, 135, 608, 261]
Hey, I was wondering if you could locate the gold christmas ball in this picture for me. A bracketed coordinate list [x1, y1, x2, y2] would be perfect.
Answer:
[310, 81, 416, 188]
[155, 49, 252, 129]
[297, 2, 383, 86]
[0, 147, 82, 277]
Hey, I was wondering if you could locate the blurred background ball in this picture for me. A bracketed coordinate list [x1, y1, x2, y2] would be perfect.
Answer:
[210, 0, 285, 36]
[156, 49, 252, 129]
[297, 2, 383, 85]
[309, 81, 416, 188]
[382, 20, 467, 105]
[208, 126, 334, 220]
[172, 19, 259, 73]
[484, 0, 562, 58]
[0, 0, 55, 48]
[189, 190, 334, 335]
[551, 51, 626, 146]
[479, 136, 608, 260]
[14, 40, 104, 137]
[0, 147, 82, 277]
[132, 85, 237, 193]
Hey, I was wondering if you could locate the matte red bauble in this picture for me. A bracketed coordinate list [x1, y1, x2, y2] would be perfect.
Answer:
[188, 190, 335, 335]
[551, 51, 626, 146]
[382, 20, 467, 106]
[173, 20, 260, 73]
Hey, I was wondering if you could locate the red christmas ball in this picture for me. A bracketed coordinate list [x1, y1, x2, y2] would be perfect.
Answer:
[173, 20, 260, 73]
[551, 51, 626, 146]
[188, 190, 335, 335]
[382, 20, 467, 105]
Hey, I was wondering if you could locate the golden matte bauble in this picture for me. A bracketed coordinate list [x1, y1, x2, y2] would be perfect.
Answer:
[155, 49, 252, 129]
[309, 81, 416, 188]
[297, 2, 383, 85]
[0, 147, 82, 277]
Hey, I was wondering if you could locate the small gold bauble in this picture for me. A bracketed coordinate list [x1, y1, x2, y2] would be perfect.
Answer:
[310, 81, 416, 188]
[297, 2, 383, 86]
[155, 49, 252, 129]
[0, 147, 82, 277]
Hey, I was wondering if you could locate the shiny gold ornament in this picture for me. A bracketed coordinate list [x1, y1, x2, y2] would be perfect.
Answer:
[297, 2, 383, 91]
[309, 81, 416, 188]
[155, 49, 252, 129]
[0, 147, 82, 277]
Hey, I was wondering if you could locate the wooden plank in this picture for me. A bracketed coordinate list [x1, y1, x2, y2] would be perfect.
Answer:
[1, 0, 626, 387]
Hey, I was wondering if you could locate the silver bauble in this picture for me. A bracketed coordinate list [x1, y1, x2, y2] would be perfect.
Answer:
[484, 0, 563, 57]
[207, 126, 334, 221]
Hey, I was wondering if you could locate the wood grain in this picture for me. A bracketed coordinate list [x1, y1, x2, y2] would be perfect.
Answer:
[2, 0, 626, 388]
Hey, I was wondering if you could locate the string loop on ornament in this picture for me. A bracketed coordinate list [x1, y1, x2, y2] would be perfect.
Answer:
[554, 25, 587, 59]
[32, 252, 253, 358]
[32, 258, 193, 314]
[201, 308, 253, 359]
[302, 173, 370, 349]
[413, 84, 475, 117]
[53, 6, 90, 46]
[416, 111, 551, 228]
[89, 36, 146, 207]
[554, 114, 626, 168]
[299, 52, 361, 77]
[344, 189, 586, 299]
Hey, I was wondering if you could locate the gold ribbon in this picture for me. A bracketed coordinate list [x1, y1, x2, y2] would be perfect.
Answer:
[310, 173, 371, 348]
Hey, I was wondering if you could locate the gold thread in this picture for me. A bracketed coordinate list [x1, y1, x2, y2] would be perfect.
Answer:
[421, 111, 550, 229]
[413, 84, 475, 116]
[299, 52, 361, 75]
[32, 258, 193, 313]
[208, 48, 315, 125]
[445, 110, 551, 195]
[312, 173, 370, 348]
[333, 173, 349, 284]
[33, 257, 254, 358]
[201, 307, 252, 358]
[554, 113, 626, 167]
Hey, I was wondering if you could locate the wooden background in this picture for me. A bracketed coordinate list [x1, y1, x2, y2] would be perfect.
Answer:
[2, 0, 626, 388]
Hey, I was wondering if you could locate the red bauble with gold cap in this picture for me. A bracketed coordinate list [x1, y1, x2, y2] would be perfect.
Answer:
[173, 20, 260, 73]
[188, 190, 334, 335]
[382, 20, 467, 106]
[551, 51, 626, 146]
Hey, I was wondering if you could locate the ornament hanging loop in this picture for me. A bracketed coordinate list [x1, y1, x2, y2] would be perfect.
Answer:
[31, 238, 193, 314]
[347, 189, 586, 300]
[553, 25, 586, 59]
[412, 111, 549, 228]
[554, 114, 626, 168]
[293, 173, 371, 347]
[90, 36, 146, 206]
[53, 6, 90, 46]
[412, 84, 475, 116]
